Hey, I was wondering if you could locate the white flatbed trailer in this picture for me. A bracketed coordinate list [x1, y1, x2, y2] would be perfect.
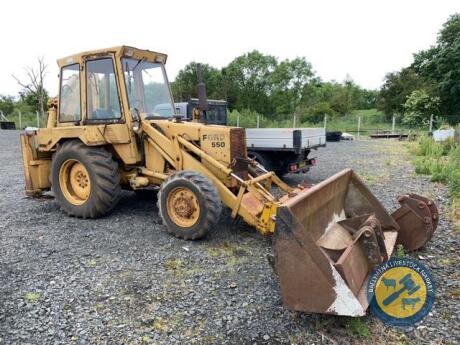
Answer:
[245, 128, 326, 175]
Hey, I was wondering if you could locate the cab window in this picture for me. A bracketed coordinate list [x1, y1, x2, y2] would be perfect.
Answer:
[86, 58, 122, 120]
[59, 64, 81, 122]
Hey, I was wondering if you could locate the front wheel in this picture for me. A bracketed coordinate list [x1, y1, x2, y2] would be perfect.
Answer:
[157, 171, 222, 240]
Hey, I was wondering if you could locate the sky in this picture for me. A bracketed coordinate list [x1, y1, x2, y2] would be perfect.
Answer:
[0, 0, 459, 97]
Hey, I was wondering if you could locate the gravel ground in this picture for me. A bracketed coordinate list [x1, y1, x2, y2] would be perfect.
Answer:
[0, 130, 459, 345]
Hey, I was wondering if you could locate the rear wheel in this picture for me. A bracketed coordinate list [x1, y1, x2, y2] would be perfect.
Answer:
[157, 171, 221, 240]
[51, 140, 121, 218]
[248, 151, 285, 176]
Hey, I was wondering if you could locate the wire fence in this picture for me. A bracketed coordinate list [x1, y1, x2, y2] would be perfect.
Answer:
[227, 112, 460, 137]
[0, 110, 45, 129]
[1, 109, 459, 139]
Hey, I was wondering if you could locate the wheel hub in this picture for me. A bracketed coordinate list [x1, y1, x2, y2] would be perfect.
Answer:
[174, 197, 194, 217]
[167, 187, 200, 228]
[59, 159, 91, 205]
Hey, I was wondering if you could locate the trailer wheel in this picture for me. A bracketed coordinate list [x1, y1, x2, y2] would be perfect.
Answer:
[248, 151, 285, 176]
[248, 151, 271, 171]
[51, 140, 121, 218]
[158, 171, 221, 240]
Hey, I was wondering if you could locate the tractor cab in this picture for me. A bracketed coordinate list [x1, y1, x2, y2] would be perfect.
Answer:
[55, 46, 174, 128]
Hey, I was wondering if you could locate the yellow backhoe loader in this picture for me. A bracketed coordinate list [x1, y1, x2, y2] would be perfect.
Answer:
[20, 46, 438, 316]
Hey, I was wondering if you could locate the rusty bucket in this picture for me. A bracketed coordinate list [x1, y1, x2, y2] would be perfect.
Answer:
[273, 169, 438, 316]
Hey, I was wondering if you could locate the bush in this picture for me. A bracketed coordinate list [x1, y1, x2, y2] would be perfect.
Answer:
[300, 101, 336, 123]
[413, 136, 460, 199]
[402, 89, 440, 128]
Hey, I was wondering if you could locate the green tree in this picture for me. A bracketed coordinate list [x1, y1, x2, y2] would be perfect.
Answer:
[271, 57, 315, 115]
[299, 81, 355, 117]
[378, 68, 427, 118]
[171, 51, 378, 122]
[354, 88, 378, 109]
[0, 95, 15, 115]
[171, 62, 223, 102]
[300, 101, 336, 123]
[438, 13, 460, 46]
[18, 89, 49, 113]
[403, 89, 440, 127]
[223, 50, 277, 116]
[12, 57, 48, 115]
[411, 13, 460, 123]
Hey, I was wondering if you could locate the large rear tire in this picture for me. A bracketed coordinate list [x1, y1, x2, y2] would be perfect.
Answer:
[51, 140, 121, 218]
[157, 171, 221, 240]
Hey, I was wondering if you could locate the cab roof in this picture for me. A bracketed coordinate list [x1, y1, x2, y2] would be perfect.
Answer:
[57, 46, 168, 68]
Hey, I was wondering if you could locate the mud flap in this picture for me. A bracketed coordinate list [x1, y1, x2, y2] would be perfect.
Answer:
[273, 169, 400, 316]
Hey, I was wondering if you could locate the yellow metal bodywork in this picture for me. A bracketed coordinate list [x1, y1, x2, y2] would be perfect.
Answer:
[20, 134, 51, 196]
[20, 45, 293, 235]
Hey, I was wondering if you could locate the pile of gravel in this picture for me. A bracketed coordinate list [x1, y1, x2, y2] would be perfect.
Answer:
[0, 130, 458, 344]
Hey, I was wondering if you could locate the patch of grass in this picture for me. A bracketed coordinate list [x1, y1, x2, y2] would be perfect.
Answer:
[413, 137, 459, 188]
[152, 313, 185, 334]
[6, 111, 46, 129]
[395, 244, 407, 258]
[25, 291, 41, 303]
[440, 258, 454, 266]
[359, 171, 390, 186]
[139, 335, 150, 344]
[450, 288, 460, 299]
[163, 258, 185, 271]
[390, 332, 413, 345]
[412, 135, 460, 229]
[344, 317, 371, 338]
[152, 317, 169, 333]
[206, 242, 236, 257]
[451, 199, 460, 233]
[360, 172, 376, 184]
[94, 302, 105, 311]
[379, 141, 410, 155]
[206, 242, 248, 272]
[87, 259, 97, 268]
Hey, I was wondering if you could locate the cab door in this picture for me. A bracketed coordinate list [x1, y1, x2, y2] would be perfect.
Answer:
[83, 55, 141, 164]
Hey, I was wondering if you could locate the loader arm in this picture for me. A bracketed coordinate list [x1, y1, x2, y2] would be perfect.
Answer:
[140, 119, 291, 233]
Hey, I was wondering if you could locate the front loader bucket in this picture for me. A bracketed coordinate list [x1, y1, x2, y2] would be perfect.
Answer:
[273, 169, 401, 316]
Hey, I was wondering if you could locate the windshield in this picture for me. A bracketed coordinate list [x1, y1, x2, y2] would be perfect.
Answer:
[122, 58, 175, 118]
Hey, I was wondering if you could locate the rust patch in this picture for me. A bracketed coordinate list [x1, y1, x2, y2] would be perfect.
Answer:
[392, 194, 439, 251]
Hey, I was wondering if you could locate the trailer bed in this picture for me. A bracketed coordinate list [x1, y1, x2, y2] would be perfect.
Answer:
[245, 128, 326, 152]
